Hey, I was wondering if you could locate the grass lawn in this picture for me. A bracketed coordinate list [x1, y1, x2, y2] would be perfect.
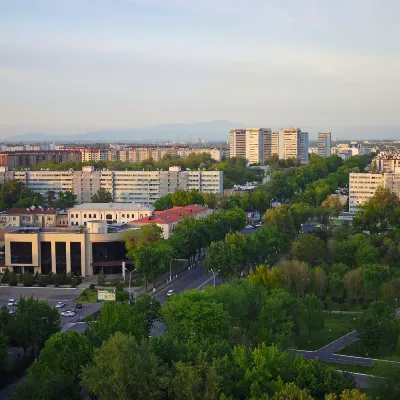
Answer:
[75, 288, 99, 303]
[339, 339, 400, 360]
[293, 313, 356, 351]
[321, 362, 375, 375]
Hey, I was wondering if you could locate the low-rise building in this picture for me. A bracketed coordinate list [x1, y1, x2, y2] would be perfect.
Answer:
[0, 207, 58, 229]
[68, 203, 154, 226]
[4, 221, 137, 276]
[130, 205, 214, 239]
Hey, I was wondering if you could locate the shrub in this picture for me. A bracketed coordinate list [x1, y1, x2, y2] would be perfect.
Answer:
[89, 283, 95, 290]
[97, 274, 105, 286]
[38, 274, 47, 287]
[339, 302, 348, 312]
[8, 272, 17, 286]
[1, 268, 10, 284]
[359, 298, 365, 305]
[47, 272, 54, 284]
[33, 271, 39, 285]
[53, 274, 62, 287]
[22, 271, 34, 287]
[116, 290, 129, 302]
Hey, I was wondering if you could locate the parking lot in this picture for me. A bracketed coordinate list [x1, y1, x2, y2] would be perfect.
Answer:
[0, 286, 103, 330]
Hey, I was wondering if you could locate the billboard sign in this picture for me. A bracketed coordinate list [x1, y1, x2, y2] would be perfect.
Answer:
[98, 290, 116, 301]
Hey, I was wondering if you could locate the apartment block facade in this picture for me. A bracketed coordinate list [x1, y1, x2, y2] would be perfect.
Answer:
[278, 128, 309, 163]
[372, 152, 400, 173]
[317, 132, 331, 158]
[349, 171, 400, 213]
[229, 129, 247, 159]
[0, 166, 223, 205]
[0, 150, 82, 169]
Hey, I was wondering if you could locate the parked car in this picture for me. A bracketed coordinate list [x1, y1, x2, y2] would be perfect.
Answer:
[166, 289, 175, 297]
[8, 310, 15, 315]
[77, 317, 85, 323]
[8, 300, 15, 306]
[75, 303, 82, 309]
[55, 302, 65, 308]
[245, 225, 254, 229]
[13, 301, 18, 306]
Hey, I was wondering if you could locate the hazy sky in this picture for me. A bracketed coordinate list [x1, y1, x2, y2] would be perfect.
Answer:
[0, 0, 399, 138]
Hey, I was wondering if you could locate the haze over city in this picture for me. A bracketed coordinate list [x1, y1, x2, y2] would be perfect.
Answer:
[1, 0, 399, 140]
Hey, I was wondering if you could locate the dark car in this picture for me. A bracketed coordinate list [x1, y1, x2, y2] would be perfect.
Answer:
[77, 317, 85, 323]
[75, 303, 83, 309]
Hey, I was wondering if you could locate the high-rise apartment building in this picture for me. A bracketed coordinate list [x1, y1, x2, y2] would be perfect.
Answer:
[317, 132, 331, 158]
[278, 128, 309, 163]
[0, 166, 223, 205]
[229, 129, 247, 159]
[245, 128, 272, 164]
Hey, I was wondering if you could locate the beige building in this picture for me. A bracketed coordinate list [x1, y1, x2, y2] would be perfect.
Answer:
[4, 221, 136, 276]
[349, 172, 399, 213]
[372, 152, 400, 173]
[229, 129, 247, 159]
[0, 208, 58, 229]
[318, 132, 331, 158]
[245, 128, 272, 164]
[0, 166, 223, 205]
[68, 203, 154, 226]
[278, 127, 309, 163]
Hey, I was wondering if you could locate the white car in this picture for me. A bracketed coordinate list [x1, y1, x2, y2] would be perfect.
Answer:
[245, 225, 253, 229]
[8, 299, 15, 303]
[55, 302, 65, 308]
[61, 310, 76, 317]
[8, 310, 15, 315]
[8, 301, 15, 306]
[166, 289, 175, 297]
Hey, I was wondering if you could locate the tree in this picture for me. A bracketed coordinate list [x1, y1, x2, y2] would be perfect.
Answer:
[0, 331, 7, 373]
[1, 268, 10, 284]
[8, 271, 17, 286]
[84, 301, 148, 347]
[273, 383, 314, 400]
[133, 294, 161, 332]
[322, 194, 344, 216]
[22, 271, 34, 287]
[32, 331, 91, 379]
[363, 264, 389, 300]
[123, 224, 163, 253]
[54, 191, 77, 209]
[344, 268, 364, 300]
[301, 294, 325, 338]
[91, 187, 113, 203]
[280, 260, 311, 298]
[132, 241, 173, 290]
[314, 266, 327, 296]
[46, 190, 56, 207]
[162, 292, 231, 341]
[249, 265, 283, 290]
[153, 193, 173, 211]
[8, 296, 60, 358]
[354, 301, 396, 354]
[264, 205, 296, 238]
[252, 188, 272, 215]
[82, 332, 161, 400]
[371, 361, 400, 400]
[291, 234, 328, 266]
[325, 389, 371, 400]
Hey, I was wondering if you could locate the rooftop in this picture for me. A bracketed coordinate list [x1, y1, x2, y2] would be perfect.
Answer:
[69, 203, 154, 211]
[5, 207, 57, 215]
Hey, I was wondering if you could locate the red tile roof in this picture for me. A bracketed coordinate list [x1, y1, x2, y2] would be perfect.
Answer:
[131, 204, 208, 225]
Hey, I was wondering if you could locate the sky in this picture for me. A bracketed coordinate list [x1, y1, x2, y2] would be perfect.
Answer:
[0, 0, 399, 139]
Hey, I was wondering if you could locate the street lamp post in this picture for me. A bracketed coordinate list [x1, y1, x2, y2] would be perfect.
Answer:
[210, 269, 216, 287]
[395, 298, 398, 309]
[124, 268, 137, 302]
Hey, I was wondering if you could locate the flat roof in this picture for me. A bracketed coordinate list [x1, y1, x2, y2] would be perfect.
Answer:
[69, 203, 154, 211]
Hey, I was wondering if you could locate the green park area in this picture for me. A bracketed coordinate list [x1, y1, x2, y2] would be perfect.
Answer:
[75, 288, 99, 303]
[293, 313, 355, 351]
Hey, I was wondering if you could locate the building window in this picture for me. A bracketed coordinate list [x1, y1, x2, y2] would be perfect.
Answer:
[106, 214, 112, 220]
[122, 214, 125, 218]
[84, 214, 87, 218]
[89, 214, 92, 218]
[76, 214, 78, 218]
[93, 214, 96, 218]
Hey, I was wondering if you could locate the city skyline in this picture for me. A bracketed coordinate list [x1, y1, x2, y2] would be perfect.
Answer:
[1, 1, 399, 139]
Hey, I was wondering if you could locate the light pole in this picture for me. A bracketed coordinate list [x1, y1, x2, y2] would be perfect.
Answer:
[169, 259, 172, 282]
[124, 268, 137, 302]
[396, 298, 398, 309]
[211, 269, 216, 286]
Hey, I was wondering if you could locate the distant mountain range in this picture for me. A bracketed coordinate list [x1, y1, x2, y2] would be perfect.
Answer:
[3, 121, 246, 143]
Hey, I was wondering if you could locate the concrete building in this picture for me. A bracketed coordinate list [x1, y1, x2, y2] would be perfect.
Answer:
[229, 129, 247, 159]
[245, 128, 271, 164]
[0, 150, 82, 169]
[372, 152, 400, 172]
[349, 172, 399, 213]
[0, 207, 58, 229]
[131, 205, 214, 239]
[68, 203, 154, 226]
[332, 142, 369, 157]
[278, 128, 309, 163]
[318, 132, 331, 158]
[0, 166, 223, 205]
[4, 221, 136, 276]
